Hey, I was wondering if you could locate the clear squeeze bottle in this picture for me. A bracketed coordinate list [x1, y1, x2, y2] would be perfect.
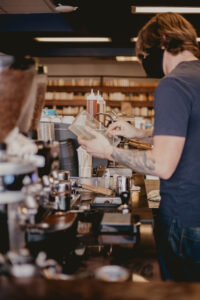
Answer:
[86, 89, 97, 117]
[96, 90, 106, 123]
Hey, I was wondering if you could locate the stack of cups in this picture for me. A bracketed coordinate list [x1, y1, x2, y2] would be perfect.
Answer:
[77, 146, 92, 177]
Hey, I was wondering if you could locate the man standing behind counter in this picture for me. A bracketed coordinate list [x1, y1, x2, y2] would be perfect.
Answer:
[78, 12, 200, 281]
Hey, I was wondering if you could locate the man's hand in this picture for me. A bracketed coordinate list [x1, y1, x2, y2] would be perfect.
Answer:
[107, 120, 153, 140]
[78, 126, 114, 160]
[106, 120, 135, 138]
[106, 120, 140, 139]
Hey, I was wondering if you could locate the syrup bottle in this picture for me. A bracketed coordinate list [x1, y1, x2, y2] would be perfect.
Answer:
[86, 89, 97, 117]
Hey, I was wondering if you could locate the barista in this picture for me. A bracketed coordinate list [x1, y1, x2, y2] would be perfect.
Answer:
[78, 12, 200, 281]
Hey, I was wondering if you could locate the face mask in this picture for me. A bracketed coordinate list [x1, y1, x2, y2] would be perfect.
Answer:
[142, 48, 165, 78]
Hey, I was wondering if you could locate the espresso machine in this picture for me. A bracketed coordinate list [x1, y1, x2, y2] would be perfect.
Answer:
[0, 54, 77, 265]
[0, 55, 39, 253]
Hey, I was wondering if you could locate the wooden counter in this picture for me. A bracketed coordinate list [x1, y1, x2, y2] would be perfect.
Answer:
[1, 277, 200, 300]
[1, 207, 199, 299]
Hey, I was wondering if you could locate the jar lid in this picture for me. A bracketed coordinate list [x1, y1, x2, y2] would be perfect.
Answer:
[86, 89, 97, 100]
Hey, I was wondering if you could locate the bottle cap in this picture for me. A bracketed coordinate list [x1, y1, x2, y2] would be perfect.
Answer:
[96, 90, 105, 104]
[86, 89, 97, 101]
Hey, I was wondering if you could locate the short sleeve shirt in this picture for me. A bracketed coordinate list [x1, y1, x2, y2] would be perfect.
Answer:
[153, 60, 200, 226]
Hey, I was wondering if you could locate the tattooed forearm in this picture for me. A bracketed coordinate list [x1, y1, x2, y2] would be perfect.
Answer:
[111, 148, 156, 175]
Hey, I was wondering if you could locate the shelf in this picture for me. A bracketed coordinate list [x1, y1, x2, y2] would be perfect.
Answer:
[107, 101, 154, 107]
[43, 112, 153, 119]
[45, 100, 86, 106]
[47, 85, 156, 93]
[45, 100, 154, 107]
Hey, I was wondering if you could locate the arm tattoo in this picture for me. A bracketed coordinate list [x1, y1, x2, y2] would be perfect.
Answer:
[111, 148, 156, 175]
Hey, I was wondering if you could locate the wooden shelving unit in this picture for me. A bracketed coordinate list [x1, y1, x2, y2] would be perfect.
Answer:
[47, 85, 156, 94]
[45, 77, 157, 120]
[45, 100, 154, 108]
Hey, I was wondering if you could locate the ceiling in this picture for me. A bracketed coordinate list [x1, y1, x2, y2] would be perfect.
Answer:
[0, 0, 200, 57]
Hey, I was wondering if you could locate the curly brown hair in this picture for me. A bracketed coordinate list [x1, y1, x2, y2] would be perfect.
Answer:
[136, 12, 200, 60]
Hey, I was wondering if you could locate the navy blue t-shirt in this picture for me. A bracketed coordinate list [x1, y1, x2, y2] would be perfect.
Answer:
[153, 60, 200, 227]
